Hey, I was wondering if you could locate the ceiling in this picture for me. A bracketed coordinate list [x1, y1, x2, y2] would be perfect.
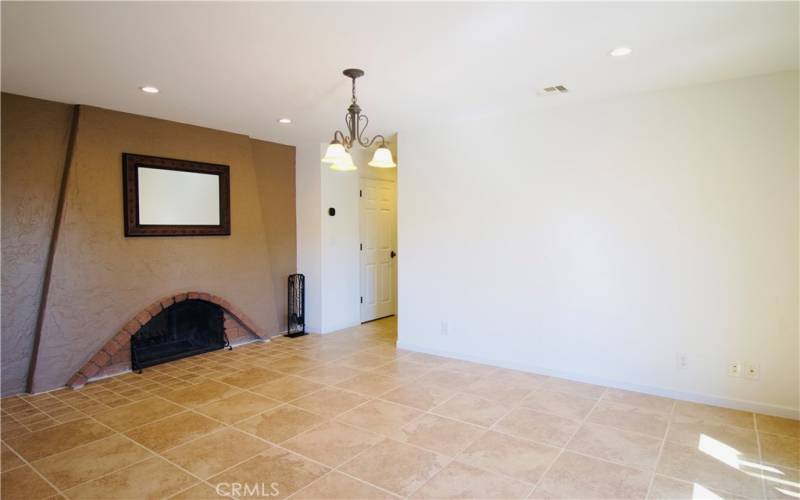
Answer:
[2, 2, 797, 146]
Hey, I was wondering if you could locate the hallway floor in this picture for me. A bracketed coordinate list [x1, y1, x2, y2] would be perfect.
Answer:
[1, 317, 797, 499]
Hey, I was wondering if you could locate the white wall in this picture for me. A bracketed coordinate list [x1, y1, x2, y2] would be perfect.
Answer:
[295, 143, 323, 333]
[297, 140, 398, 334]
[397, 71, 799, 417]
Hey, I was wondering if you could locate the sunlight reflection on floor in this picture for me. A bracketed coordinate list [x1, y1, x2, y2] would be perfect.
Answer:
[697, 432, 800, 499]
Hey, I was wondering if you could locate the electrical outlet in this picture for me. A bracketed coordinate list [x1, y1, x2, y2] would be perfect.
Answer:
[440, 321, 449, 336]
[744, 363, 760, 380]
[728, 361, 742, 377]
[676, 353, 689, 370]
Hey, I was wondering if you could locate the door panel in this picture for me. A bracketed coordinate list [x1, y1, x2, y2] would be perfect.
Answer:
[360, 178, 396, 322]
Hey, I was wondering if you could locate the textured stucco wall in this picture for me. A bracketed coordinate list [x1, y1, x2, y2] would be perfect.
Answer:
[1, 94, 74, 396]
[25, 104, 294, 392]
[251, 139, 297, 333]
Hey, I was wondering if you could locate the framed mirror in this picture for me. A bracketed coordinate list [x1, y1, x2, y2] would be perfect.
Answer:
[122, 153, 231, 236]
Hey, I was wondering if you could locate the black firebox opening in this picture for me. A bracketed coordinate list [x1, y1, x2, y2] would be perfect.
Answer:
[131, 299, 230, 372]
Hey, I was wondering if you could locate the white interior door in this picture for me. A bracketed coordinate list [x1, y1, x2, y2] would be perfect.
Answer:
[360, 178, 396, 322]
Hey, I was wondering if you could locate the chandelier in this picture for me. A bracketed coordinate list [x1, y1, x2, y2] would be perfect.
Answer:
[321, 68, 396, 171]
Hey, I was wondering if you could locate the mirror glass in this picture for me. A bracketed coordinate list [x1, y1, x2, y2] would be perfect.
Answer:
[137, 167, 220, 225]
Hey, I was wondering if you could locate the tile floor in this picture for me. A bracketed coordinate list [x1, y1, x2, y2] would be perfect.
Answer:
[1, 317, 798, 499]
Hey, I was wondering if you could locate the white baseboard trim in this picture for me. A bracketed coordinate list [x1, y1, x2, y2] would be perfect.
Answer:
[396, 340, 799, 420]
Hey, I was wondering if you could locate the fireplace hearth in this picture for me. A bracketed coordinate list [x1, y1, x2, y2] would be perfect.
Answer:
[131, 299, 230, 371]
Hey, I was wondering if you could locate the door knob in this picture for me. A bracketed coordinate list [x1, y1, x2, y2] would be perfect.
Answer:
[390, 251, 396, 258]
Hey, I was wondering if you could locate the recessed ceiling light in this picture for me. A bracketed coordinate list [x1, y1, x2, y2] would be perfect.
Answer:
[277, 118, 292, 124]
[139, 86, 159, 94]
[609, 47, 632, 57]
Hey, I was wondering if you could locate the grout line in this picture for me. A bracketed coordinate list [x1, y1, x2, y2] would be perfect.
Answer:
[753, 411, 768, 500]
[644, 399, 676, 499]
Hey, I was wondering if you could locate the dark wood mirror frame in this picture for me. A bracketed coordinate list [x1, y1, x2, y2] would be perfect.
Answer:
[122, 153, 231, 237]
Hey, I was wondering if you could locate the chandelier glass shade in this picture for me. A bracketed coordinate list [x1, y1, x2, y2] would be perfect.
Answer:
[329, 152, 357, 172]
[324, 68, 396, 171]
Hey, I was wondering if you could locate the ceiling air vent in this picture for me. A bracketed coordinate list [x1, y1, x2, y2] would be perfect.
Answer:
[538, 85, 569, 96]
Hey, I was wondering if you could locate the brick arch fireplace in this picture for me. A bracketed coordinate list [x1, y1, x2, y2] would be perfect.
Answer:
[67, 291, 267, 388]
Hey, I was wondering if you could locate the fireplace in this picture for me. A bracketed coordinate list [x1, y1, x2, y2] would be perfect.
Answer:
[130, 299, 229, 371]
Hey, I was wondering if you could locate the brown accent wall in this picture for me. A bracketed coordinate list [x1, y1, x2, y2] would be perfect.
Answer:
[1, 93, 296, 394]
[251, 139, 296, 332]
[1, 94, 74, 396]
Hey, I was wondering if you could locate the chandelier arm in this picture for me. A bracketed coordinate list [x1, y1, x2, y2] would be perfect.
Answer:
[356, 114, 370, 147]
[332, 129, 350, 148]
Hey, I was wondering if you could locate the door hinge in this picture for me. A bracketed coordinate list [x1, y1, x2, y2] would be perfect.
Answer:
[359, 189, 362, 197]
[360, 243, 362, 251]
[360, 296, 363, 304]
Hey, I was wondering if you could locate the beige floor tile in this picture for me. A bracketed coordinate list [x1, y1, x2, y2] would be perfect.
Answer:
[532, 451, 651, 499]
[283, 421, 381, 467]
[1, 464, 58, 500]
[299, 364, 365, 385]
[601, 389, 674, 414]
[760, 432, 799, 469]
[416, 369, 483, 390]
[337, 399, 423, 435]
[567, 423, 662, 470]
[398, 352, 451, 367]
[757, 415, 800, 438]
[194, 391, 281, 424]
[269, 355, 319, 374]
[760, 463, 799, 500]
[412, 460, 531, 499]
[218, 368, 284, 389]
[520, 388, 597, 420]
[93, 396, 185, 431]
[248, 376, 324, 403]
[335, 373, 402, 397]
[5, 418, 114, 461]
[541, 378, 607, 399]
[463, 378, 533, 405]
[381, 383, 457, 411]
[656, 440, 764, 499]
[336, 352, 397, 371]
[431, 393, 511, 428]
[1, 443, 24, 472]
[495, 407, 580, 447]
[484, 369, 548, 389]
[440, 360, 501, 377]
[124, 411, 225, 452]
[667, 414, 759, 458]
[292, 471, 396, 499]
[340, 438, 449, 497]
[235, 405, 326, 443]
[65, 456, 197, 499]
[32, 434, 153, 490]
[391, 413, 484, 456]
[647, 474, 750, 500]
[163, 428, 270, 479]
[169, 482, 228, 500]
[674, 402, 754, 429]
[370, 359, 433, 381]
[209, 447, 329, 499]
[588, 400, 669, 438]
[291, 388, 370, 418]
[458, 431, 559, 484]
[161, 380, 240, 408]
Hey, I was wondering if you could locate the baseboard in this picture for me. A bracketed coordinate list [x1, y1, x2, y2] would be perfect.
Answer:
[396, 340, 799, 420]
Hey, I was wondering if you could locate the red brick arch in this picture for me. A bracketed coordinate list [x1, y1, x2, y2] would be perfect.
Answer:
[67, 291, 267, 388]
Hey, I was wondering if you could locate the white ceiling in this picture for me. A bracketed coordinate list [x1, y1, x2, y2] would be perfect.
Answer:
[2, 2, 797, 146]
